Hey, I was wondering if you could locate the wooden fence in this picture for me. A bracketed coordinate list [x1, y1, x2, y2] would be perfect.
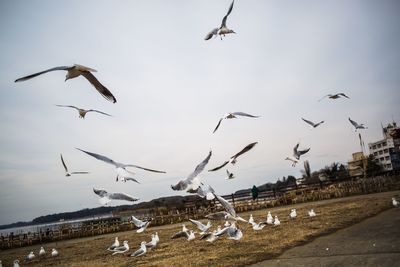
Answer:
[1, 175, 399, 250]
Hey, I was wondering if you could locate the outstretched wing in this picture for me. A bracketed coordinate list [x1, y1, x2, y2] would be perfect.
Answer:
[171, 231, 189, 239]
[208, 161, 229, 172]
[15, 66, 71, 82]
[81, 71, 117, 103]
[231, 142, 258, 159]
[88, 109, 112, 117]
[60, 154, 68, 172]
[189, 219, 206, 231]
[125, 164, 166, 173]
[293, 143, 300, 155]
[75, 148, 117, 166]
[318, 94, 330, 102]
[297, 148, 310, 157]
[204, 28, 219, 41]
[301, 118, 315, 127]
[125, 177, 140, 184]
[213, 118, 224, 133]
[214, 194, 236, 217]
[93, 188, 108, 198]
[109, 192, 138, 202]
[348, 117, 358, 127]
[187, 150, 212, 179]
[131, 215, 144, 227]
[338, 93, 350, 99]
[231, 112, 259, 118]
[70, 172, 90, 175]
[56, 105, 80, 111]
[220, 0, 234, 28]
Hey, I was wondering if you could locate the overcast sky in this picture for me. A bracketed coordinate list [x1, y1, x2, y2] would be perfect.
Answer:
[0, 0, 399, 225]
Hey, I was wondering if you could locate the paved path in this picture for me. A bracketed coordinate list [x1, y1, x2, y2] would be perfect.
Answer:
[250, 207, 400, 267]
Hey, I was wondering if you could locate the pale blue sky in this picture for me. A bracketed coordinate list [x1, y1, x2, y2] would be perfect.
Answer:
[0, 0, 399, 225]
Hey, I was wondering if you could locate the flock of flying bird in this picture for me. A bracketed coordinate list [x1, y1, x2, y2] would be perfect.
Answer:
[7, 0, 377, 264]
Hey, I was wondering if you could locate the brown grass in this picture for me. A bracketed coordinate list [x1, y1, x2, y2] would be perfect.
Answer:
[0, 191, 398, 267]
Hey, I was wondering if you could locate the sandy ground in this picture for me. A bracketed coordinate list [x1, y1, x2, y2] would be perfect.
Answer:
[0, 191, 398, 267]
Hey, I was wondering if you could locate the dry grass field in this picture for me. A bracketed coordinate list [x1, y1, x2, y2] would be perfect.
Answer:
[1, 191, 398, 267]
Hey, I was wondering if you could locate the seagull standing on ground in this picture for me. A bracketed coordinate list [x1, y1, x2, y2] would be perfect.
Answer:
[76, 148, 166, 182]
[308, 209, 316, 217]
[348, 118, 367, 131]
[25, 252, 35, 262]
[213, 112, 259, 133]
[248, 214, 254, 224]
[60, 154, 89, 177]
[274, 216, 281, 226]
[318, 93, 350, 102]
[15, 64, 117, 103]
[107, 237, 120, 251]
[112, 241, 129, 255]
[56, 105, 112, 119]
[205, 0, 236, 40]
[145, 234, 158, 249]
[39, 247, 46, 257]
[266, 211, 273, 224]
[209, 142, 258, 171]
[301, 118, 324, 128]
[130, 241, 147, 257]
[393, 197, 399, 207]
[289, 209, 297, 219]
[131, 215, 152, 233]
[171, 151, 212, 191]
[93, 188, 138, 205]
[171, 229, 196, 241]
[13, 260, 20, 267]
[51, 248, 59, 257]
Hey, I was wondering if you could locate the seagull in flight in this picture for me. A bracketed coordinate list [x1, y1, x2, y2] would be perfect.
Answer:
[213, 194, 247, 222]
[171, 229, 196, 241]
[213, 112, 259, 133]
[76, 148, 166, 182]
[205, 0, 236, 40]
[60, 154, 89, 177]
[348, 117, 367, 131]
[131, 215, 152, 233]
[93, 188, 138, 205]
[301, 118, 324, 128]
[189, 219, 212, 234]
[318, 93, 350, 102]
[55, 105, 112, 119]
[15, 64, 117, 103]
[285, 156, 299, 167]
[293, 142, 310, 160]
[171, 151, 212, 191]
[209, 142, 258, 172]
[226, 169, 235, 179]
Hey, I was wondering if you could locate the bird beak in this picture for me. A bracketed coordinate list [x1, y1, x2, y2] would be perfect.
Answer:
[232, 31, 236, 34]
[65, 78, 68, 82]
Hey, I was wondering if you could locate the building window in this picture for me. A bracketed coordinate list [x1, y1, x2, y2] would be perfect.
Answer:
[382, 142, 387, 146]
[373, 145, 377, 149]
[374, 152, 378, 156]
[384, 149, 389, 153]
[379, 151, 383, 155]
[385, 156, 390, 161]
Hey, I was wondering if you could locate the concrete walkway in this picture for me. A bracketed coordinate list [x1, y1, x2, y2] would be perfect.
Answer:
[250, 208, 400, 267]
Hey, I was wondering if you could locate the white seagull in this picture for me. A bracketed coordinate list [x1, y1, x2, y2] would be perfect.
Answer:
[93, 188, 139, 205]
[39, 247, 46, 257]
[131, 215, 152, 233]
[189, 219, 212, 234]
[107, 237, 120, 251]
[171, 151, 212, 191]
[301, 118, 324, 128]
[112, 240, 129, 255]
[145, 234, 158, 249]
[61, 154, 89, 177]
[25, 252, 35, 262]
[213, 194, 247, 222]
[285, 156, 299, 167]
[213, 112, 259, 133]
[274, 216, 281, 226]
[209, 142, 258, 172]
[171, 229, 196, 241]
[51, 248, 59, 257]
[200, 230, 219, 243]
[215, 222, 243, 240]
[15, 64, 117, 103]
[76, 148, 166, 182]
[318, 93, 350, 102]
[266, 212, 273, 224]
[308, 209, 316, 217]
[205, 0, 236, 40]
[289, 209, 297, 219]
[293, 143, 311, 160]
[56, 105, 112, 119]
[130, 241, 147, 257]
[393, 197, 399, 207]
[13, 260, 20, 267]
[348, 117, 367, 131]
[248, 214, 254, 224]
[250, 221, 267, 231]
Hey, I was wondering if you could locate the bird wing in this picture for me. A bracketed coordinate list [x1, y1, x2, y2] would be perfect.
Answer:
[231, 112, 259, 118]
[55, 105, 80, 111]
[131, 215, 144, 227]
[208, 161, 229, 172]
[348, 117, 358, 127]
[315, 121, 324, 127]
[81, 71, 117, 103]
[130, 247, 145, 257]
[215, 226, 230, 237]
[189, 219, 206, 231]
[304, 160, 311, 178]
[60, 154, 68, 172]
[220, 0, 234, 28]
[214, 194, 236, 217]
[124, 177, 140, 184]
[297, 148, 310, 157]
[88, 109, 112, 117]
[187, 150, 212, 179]
[204, 28, 219, 40]
[231, 142, 258, 160]
[293, 143, 300, 155]
[93, 188, 108, 198]
[109, 192, 138, 202]
[338, 93, 350, 98]
[124, 164, 166, 173]
[301, 118, 315, 127]
[70, 172, 90, 175]
[213, 118, 224, 133]
[15, 66, 72, 82]
[75, 148, 117, 166]
[171, 231, 189, 239]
